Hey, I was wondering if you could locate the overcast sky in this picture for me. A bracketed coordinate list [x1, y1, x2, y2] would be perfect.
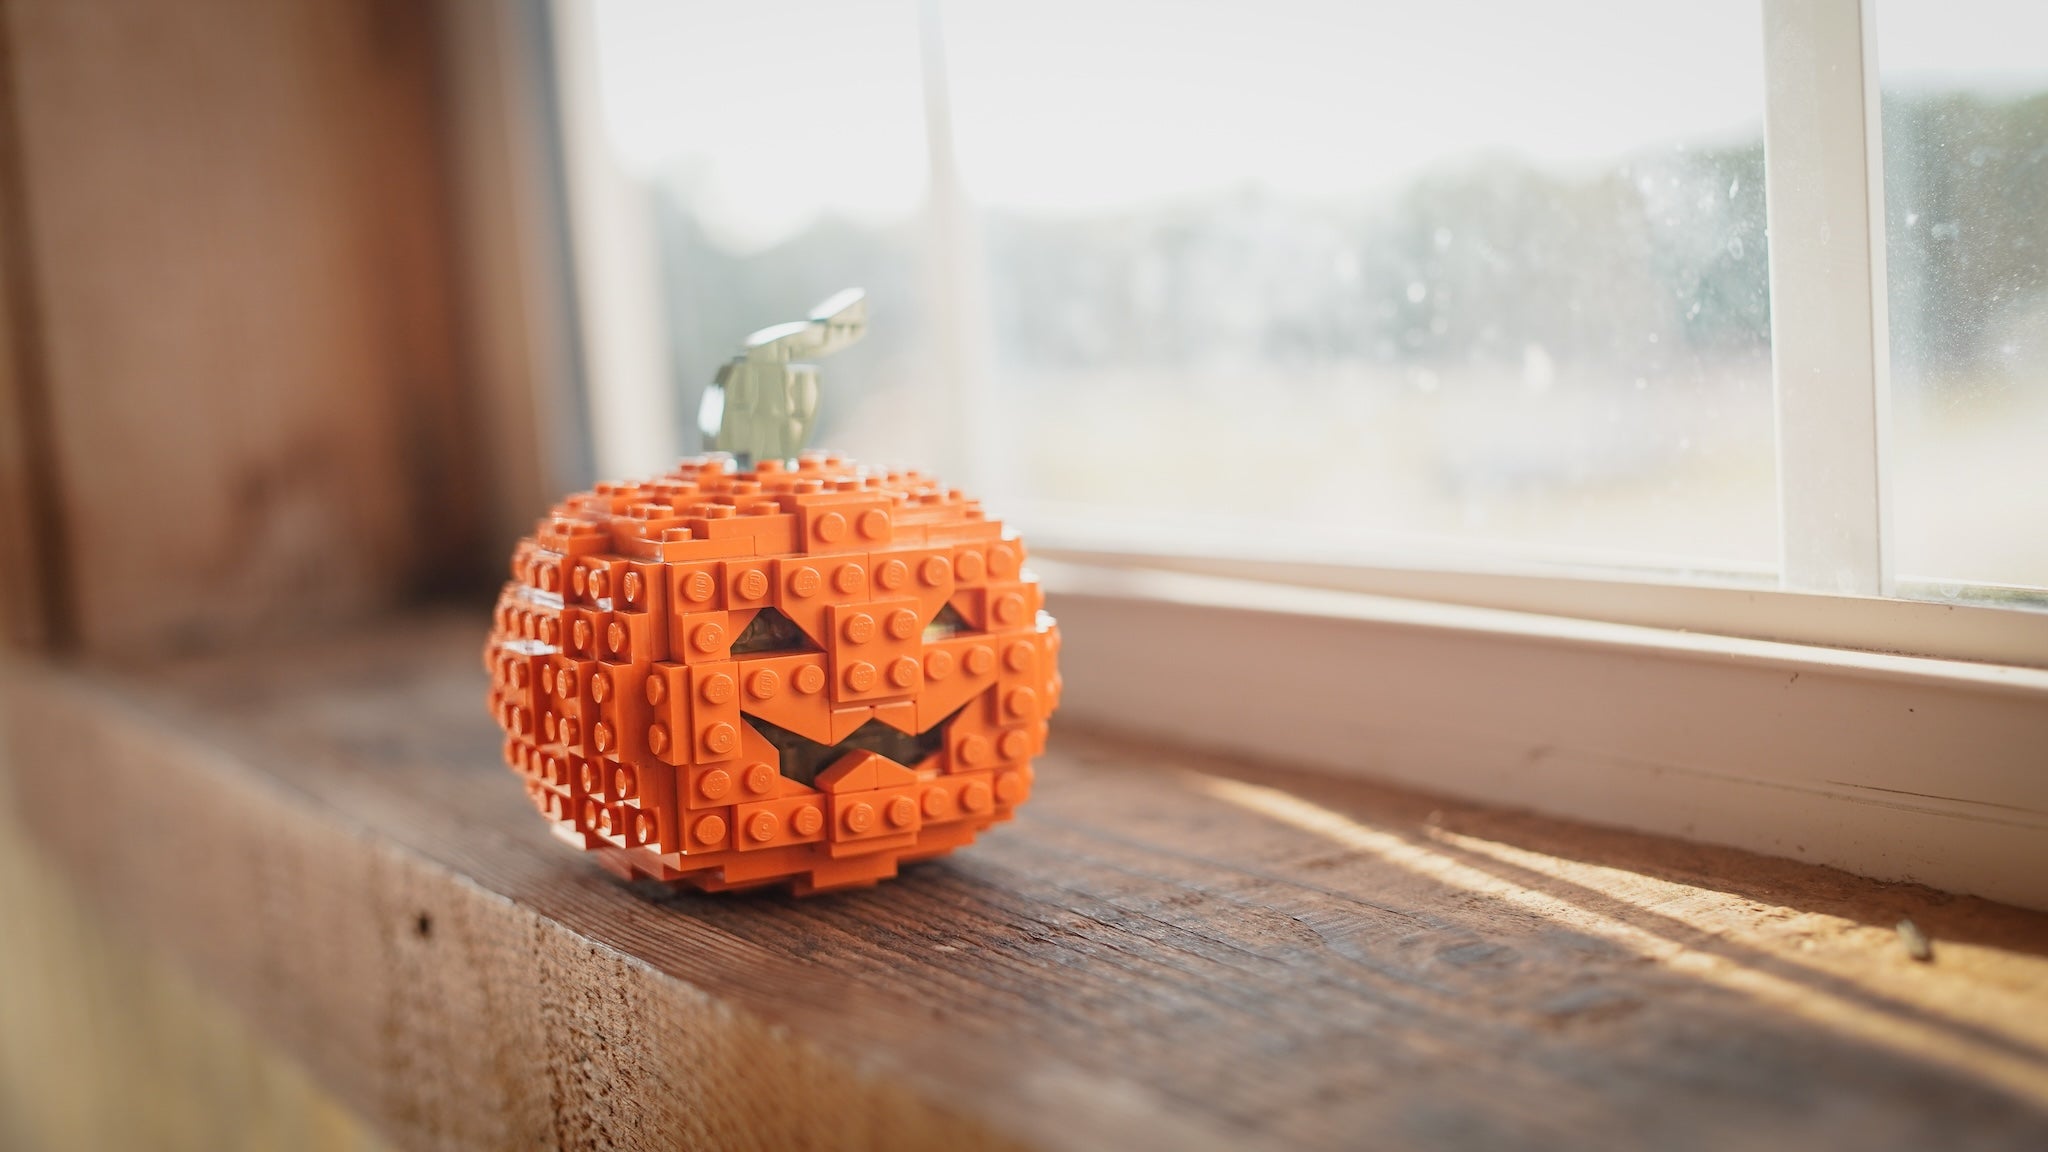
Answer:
[590, 0, 2048, 251]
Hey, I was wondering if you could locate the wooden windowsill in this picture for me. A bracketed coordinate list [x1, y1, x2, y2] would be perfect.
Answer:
[4, 615, 2047, 1149]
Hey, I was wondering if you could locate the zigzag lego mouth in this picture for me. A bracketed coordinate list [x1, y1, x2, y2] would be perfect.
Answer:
[744, 710, 952, 788]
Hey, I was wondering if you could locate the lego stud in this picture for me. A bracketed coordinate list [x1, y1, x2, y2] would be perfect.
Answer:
[788, 567, 821, 598]
[888, 658, 919, 689]
[744, 762, 776, 794]
[747, 669, 780, 699]
[645, 675, 666, 705]
[963, 782, 993, 813]
[701, 673, 736, 703]
[995, 772, 1024, 804]
[858, 510, 890, 540]
[957, 551, 986, 582]
[887, 796, 917, 828]
[703, 722, 738, 755]
[925, 650, 954, 680]
[817, 512, 848, 542]
[834, 564, 865, 595]
[748, 810, 780, 842]
[793, 805, 825, 836]
[922, 788, 951, 818]
[695, 814, 727, 844]
[699, 769, 732, 800]
[887, 609, 919, 640]
[999, 730, 1031, 760]
[795, 665, 826, 694]
[682, 570, 715, 603]
[844, 802, 876, 834]
[844, 662, 877, 692]
[843, 613, 876, 644]
[989, 544, 1020, 579]
[877, 559, 908, 590]
[737, 569, 770, 600]
[920, 557, 951, 586]
[993, 593, 1025, 626]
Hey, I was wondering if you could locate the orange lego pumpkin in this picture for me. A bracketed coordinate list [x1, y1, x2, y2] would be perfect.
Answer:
[484, 452, 1059, 894]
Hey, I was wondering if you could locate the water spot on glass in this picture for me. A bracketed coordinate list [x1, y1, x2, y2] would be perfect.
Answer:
[1906, 211, 1920, 228]
[1522, 344, 1555, 395]
[1634, 377, 1648, 390]
[1406, 281, 1428, 303]
[1726, 237, 1744, 259]
[1411, 368, 1438, 394]
[1728, 177, 1741, 198]
[1432, 227, 1454, 252]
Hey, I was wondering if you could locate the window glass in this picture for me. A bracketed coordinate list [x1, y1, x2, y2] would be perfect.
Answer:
[1877, 0, 2048, 595]
[944, 1, 1775, 574]
[594, 0, 1775, 576]
[589, 0, 943, 467]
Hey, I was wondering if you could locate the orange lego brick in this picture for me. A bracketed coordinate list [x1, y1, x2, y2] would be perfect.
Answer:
[483, 454, 1058, 894]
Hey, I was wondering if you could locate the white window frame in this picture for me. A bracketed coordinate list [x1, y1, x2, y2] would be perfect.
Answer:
[542, 0, 2048, 910]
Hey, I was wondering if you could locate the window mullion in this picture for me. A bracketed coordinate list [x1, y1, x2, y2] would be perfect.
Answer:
[1760, 0, 1894, 596]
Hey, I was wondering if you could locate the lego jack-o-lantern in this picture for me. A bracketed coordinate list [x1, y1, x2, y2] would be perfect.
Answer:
[484, 291, 1059, 893]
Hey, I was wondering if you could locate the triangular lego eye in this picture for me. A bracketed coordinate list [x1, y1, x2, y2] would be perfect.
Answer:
[731, 606, 814, 655]
[923, 603, 973, 642]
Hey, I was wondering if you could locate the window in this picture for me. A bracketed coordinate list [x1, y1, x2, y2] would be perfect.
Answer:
[565, 0, 2048, 619]
[1877, 0, 2048, 596]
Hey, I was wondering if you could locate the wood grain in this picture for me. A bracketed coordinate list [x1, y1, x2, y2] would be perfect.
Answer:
[0, 794, 391, 1152]
[2, 0, 481, 653]
[0, 0, 67, 651]
[4, 615, 2048, 1150]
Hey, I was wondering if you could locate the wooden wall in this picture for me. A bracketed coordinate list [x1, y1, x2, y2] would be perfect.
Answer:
[0, 0, 564, 654]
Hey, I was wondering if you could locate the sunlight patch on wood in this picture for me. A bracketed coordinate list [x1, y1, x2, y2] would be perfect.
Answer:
[1192, 772, 2048, 1108]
